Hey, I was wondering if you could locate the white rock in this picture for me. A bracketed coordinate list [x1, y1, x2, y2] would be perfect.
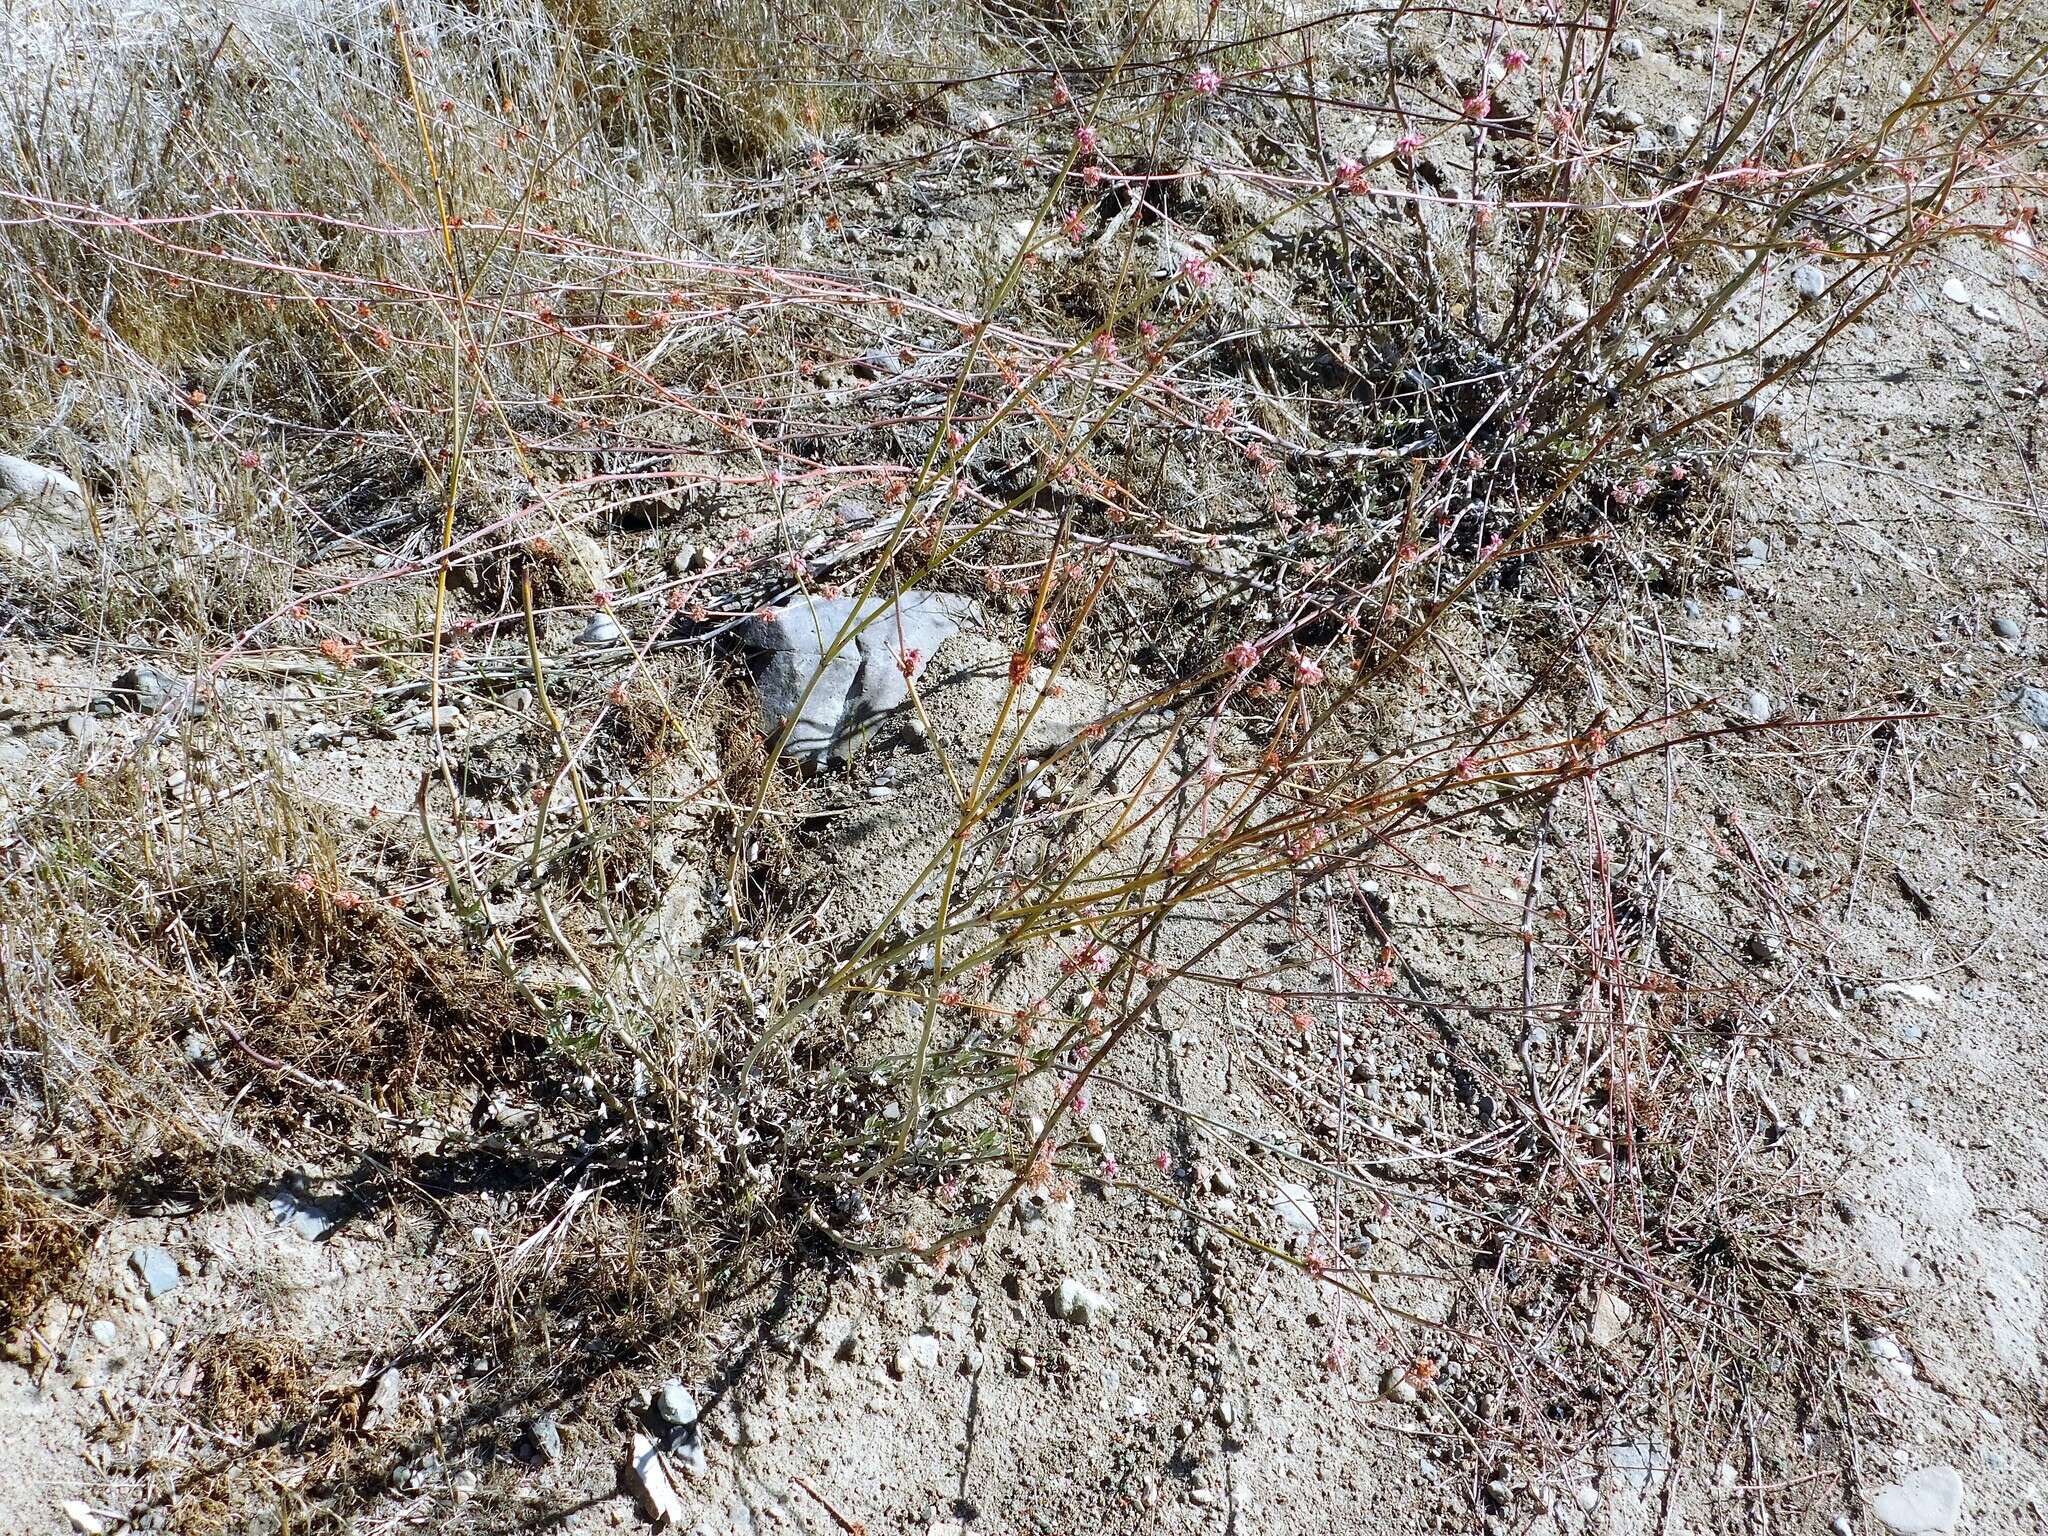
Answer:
[1051, 1278, 1110, 1326]
[1747, 690, 1772, 723]
[743, 591, 981, 766]
[1793, 264, 1827, 301]
[0, 451, 82, 508]
[1271, 1180, 1321, 1234]
[1871, 1465, 1965, 1534]
[0, 451, 87, 564]
[1590, 1289, 1633, 1347]
[653, 1380, 698, 1427]
[628, 1432, 686, 1526]
[1940, 277, 1971, 305]
[61, 1500, 107, 1535]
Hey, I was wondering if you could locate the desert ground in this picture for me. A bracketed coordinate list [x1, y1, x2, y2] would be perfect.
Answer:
[1, 0, 2043, 1532]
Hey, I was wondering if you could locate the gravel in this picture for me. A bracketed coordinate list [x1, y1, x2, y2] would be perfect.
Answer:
[267, 1188, 335, 1240]
[1271, 1181, 1321, 1234]
[1793, 264, 1827, 302]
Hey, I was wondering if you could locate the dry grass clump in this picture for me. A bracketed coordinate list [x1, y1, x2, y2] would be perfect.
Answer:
[0, 1164, 90, 1333]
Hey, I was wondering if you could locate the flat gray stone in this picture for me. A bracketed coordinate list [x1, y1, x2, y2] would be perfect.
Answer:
[528, 1413, 563, 1464]
[267, 1189, 334, 1240]
[110, 665, 179, 715]
[653, 1380, 699, 1428]
[1606, 1439, 1671, 1495]
[2020, 685, 2048, 731]
[128, 1245, 180, 1298]
[1872, 1465, 1965, 1534]
[742, 591, 980, 765]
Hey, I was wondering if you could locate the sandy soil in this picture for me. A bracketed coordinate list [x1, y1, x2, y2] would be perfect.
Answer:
[2, 0, 2043, 1533]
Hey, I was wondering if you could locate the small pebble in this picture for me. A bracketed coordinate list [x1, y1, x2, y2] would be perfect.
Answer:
[1052, 1278, 1110, 1326]
[1793, 265, 1827, 302]
[653, 1381, 699, 1428]
[1991, 615, 2021, 639]
[1940, 276, 1971, 304]
[580, 612, 622, 646]
[1615, 36, 1646, 58]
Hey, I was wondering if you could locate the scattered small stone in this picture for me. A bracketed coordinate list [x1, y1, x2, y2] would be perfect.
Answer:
[1745, 689, 1772, 723]
[852, 348, 903, 380]
[1991, 615, 2022, 638]
[1606, 1439, 1672, 1495]
[1590, 1289, 1632, 1347]
[1746, 930, 1784, 965]
[88, 1319, 119, 1347]
[579, 612, 622, 647]
[653, 1380, 699, 1429]
[1793, 264, 1827, 302]
[1614, 35, 1646, 58]
[1379, 1365, 1419, 1404]
[1940, 276, 1971, 305]
[1735, 536, 1768, 567]
[61, 1499, 108, 1535]
[1871, 1464, 1965, 1535]
[1051, 1278, 1110, 1326]
[0, 453, 87, 564]
[128, 1246, 180, 1299]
